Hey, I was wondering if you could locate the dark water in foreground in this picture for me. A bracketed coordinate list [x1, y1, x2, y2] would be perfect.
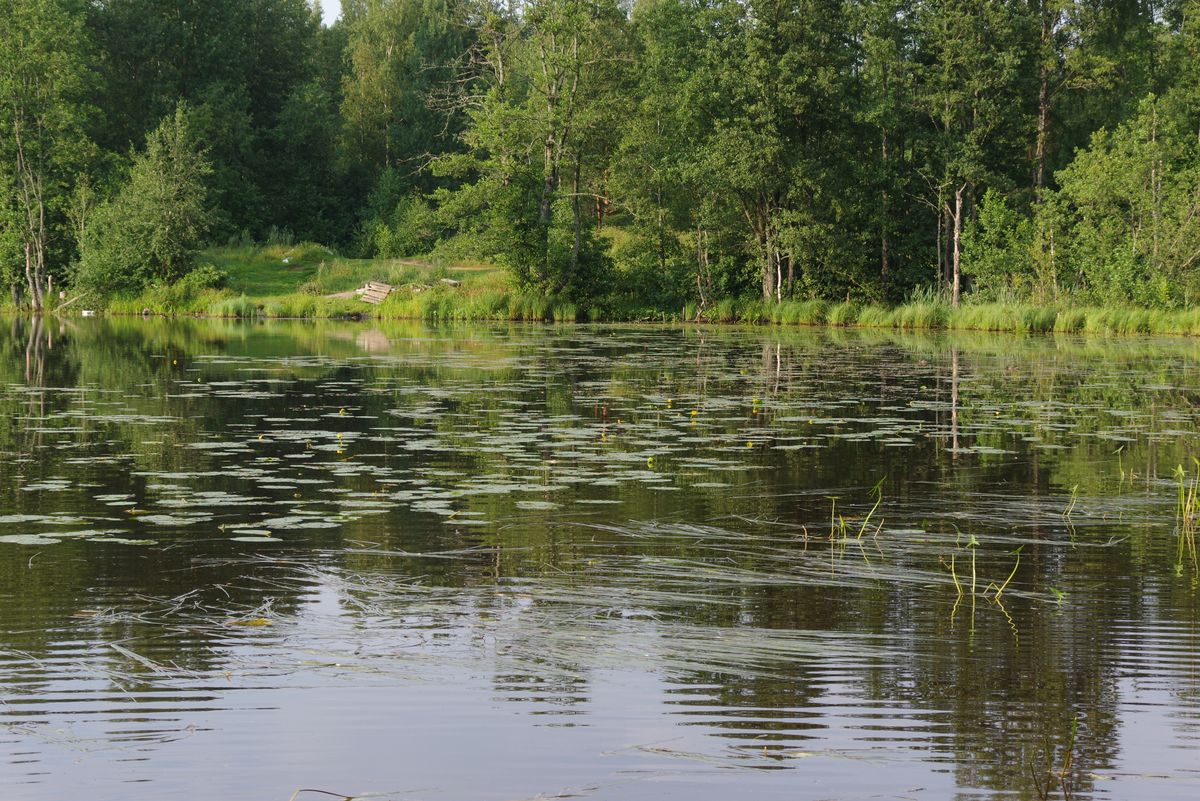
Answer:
[2, 317, 1199, 801]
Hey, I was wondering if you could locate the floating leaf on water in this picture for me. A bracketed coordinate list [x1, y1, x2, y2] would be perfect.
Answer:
[515, 500, 559, 510]
[20, 480, 73, 492]
[55, 529, 124, 539]
[139, 513, 213, 526]
[0, 514, 49, 524]
[259, 516, 338, 529]
[229, 618, 273, 627]
[0, 534, 61, 545]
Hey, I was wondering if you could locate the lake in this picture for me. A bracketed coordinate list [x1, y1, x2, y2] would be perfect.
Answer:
[2, 316, 1199, 800]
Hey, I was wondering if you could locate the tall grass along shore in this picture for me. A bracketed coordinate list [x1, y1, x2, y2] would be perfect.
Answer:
[19, 244, 1200, 338]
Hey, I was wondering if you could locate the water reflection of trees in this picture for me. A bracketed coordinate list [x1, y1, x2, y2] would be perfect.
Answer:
[2, 319, 1200, 798]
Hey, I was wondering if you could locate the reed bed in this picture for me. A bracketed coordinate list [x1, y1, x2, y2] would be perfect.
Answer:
[85, 263, 1200, 338]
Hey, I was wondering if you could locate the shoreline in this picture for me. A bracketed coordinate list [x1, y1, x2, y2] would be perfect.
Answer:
[13, 295, 1200, 338]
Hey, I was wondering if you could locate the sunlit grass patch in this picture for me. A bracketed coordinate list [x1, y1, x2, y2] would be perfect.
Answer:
[826, 301, 861, 326]
[773, 299, 827, 325]
[207, 295, 260, 318]
[892, 300, 948, 329]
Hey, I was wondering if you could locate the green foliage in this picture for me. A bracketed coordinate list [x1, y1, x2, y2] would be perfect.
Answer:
[87, 0, 330, 240]
[4, 0, 1198, 319]
[827, 302, 862, 327]
[76, 105, 216, 296]
[179, 263, 229, 292]
[0, 0, 97, 305]
[432, 0, 628, 300]
[773, 300, 827, 326]
[1048, 94, 1200, 307]
[358, 181, 442, 258]
[962, 190, 1037, 299]
[339, 0, 471, 176]
[208, 295, 260, 318]
[609, 227, 696, 309]
[0, 207, 21, 301]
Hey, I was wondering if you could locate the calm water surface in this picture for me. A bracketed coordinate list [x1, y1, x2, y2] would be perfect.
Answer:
[2, 317, 1199, 800]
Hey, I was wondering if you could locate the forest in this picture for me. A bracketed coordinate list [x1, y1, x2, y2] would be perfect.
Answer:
[3, 0, 1200, 318]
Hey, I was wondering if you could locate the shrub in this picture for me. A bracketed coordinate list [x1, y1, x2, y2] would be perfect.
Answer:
[75, 104, 216, 297]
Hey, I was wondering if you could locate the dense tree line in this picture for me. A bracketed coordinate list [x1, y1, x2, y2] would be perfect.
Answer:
[3, 0, 1200, 310]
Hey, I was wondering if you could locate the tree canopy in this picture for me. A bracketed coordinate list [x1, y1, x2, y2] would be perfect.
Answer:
[2, 0, 1199, 309]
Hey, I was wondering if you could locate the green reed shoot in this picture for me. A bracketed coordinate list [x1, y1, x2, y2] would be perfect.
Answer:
[968, 534, 978, 596]
[946, 537, 1025, 607]
[856, 477, 885, 540]
[1173, 460, 1199, 569]
[1062, 484, 1079, 520]
[992, 546, 1022, 600]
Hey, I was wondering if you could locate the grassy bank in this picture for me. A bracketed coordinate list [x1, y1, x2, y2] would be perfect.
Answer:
[691, 297, 1200, 336]
[49, 244, 1200, 337]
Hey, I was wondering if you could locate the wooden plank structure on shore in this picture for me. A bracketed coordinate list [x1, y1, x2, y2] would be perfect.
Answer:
[359, 281, 394, 304]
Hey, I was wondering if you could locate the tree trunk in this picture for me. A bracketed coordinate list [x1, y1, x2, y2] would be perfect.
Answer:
[540, 136, 557, 227]
[951, 185, 964, 307]
[1034, 74, 1050, 193]
[761, 217, 776, 301]
[937, 185, 947, 289]
[25, 243, 44, 312]
[1034, 7, 1055, 193]
[775, 251, 782, 300]
[1151, 102, 1161, 273]
[936, 206, 945, 287]
[656, 184, 666, 272]
[537, 133, 559, 285]
[571, 158, 582, 277]
[751, 204, 773, 301]
[881, 132, 890, 292]
[13, 118, 46, 312]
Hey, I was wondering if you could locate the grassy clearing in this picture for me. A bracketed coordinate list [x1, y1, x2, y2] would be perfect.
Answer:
[103, 251, 586, 322]
[206, 243, 490, 296]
